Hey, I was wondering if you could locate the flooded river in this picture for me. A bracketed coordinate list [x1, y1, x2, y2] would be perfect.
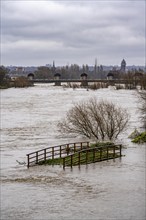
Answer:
[1, 84, 145, 220]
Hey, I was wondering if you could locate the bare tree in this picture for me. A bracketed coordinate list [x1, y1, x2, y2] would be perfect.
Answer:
[58, 98, 129, 141]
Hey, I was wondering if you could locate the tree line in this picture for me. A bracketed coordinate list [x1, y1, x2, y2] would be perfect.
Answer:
[34, 64, 105, 80]
[1, 64, 146, 89]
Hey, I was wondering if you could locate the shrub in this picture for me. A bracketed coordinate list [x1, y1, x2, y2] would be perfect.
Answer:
[132, 132, 146, 143]
[14, 77, 33, 88]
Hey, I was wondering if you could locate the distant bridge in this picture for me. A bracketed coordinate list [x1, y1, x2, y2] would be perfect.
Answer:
[32, 79, 134, 85]
[33, 79, 106, 83]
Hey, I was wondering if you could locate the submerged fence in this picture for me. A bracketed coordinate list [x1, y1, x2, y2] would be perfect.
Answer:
[62, 144, 122, 169]
[26, 142, 122, 169]
[26, 141, 89, 168]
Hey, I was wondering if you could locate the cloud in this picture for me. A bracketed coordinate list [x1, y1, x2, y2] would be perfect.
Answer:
[1, 0, 145, 66]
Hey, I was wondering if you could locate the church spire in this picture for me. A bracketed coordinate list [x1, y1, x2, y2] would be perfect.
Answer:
[52, 60, 56, 73]
[120, 59, 126, 73]
[94, 58, 97, 74]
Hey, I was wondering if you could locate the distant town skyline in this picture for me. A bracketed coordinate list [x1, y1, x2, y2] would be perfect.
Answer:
[1, 0, 145, 67]
[3, 60, 146, 69]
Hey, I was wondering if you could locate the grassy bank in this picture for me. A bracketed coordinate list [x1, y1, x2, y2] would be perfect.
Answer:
[132, 131, 146, 143]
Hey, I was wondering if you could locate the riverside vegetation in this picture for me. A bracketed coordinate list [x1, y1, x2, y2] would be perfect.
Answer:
[0, 66, 33, 88]
[129, 129, 146, 144]
[132, 132, 146, 143]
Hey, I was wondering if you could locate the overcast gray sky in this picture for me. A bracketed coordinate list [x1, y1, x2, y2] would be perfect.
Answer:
[1, 0, 145, 67]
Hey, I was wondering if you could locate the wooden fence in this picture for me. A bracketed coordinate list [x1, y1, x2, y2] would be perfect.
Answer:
[63, 144, 122, 169]
[26, 141, 89, 168]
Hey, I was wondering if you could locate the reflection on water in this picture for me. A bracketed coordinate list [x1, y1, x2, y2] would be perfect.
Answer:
[1, 85, 145, 220]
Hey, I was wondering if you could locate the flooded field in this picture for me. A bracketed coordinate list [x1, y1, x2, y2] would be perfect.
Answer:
[1, 84, 145, 220]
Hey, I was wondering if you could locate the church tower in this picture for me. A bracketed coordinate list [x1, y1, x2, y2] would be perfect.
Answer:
[52, 60, 56, 74]
[120, 59, 126, 73]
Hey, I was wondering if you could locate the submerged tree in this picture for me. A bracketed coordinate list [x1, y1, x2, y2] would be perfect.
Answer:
[58, 98, 129, 141]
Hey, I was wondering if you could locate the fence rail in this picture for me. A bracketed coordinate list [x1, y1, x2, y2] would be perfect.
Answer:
[63, 144, 122, 169]
[26, 141, 89, 168]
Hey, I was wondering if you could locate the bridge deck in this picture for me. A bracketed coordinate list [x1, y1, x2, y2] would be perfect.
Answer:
[32, 79, 133, 84]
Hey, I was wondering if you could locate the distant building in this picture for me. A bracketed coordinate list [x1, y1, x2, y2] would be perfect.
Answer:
[15, 67, 25, 72]
[120, 59, 126, 73]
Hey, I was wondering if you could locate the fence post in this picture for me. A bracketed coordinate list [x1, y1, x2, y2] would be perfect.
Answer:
[113, 145, 115, 158]
[27, 154, 29, 168]
[81, 142, 82, 150]
[66, 144, 70, 155]
[36, 152, 38, 164]
[60, 146, 62, 158]
[87, 142, 89, 148]
[74, 143, 76, 153]
[52, 147, 54, 159]
[120, 145, 122, 157]
[44, 149, 46, 161]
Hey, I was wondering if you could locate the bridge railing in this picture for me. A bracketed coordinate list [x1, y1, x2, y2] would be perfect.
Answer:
[26, 141, 89, 168]
[62, 144, 122, 169]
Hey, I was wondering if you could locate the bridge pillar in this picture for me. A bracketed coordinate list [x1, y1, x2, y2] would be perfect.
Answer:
[55, 81, 61, 86]
[54, 73, 61, 86]
[80, 73, 88, 87]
